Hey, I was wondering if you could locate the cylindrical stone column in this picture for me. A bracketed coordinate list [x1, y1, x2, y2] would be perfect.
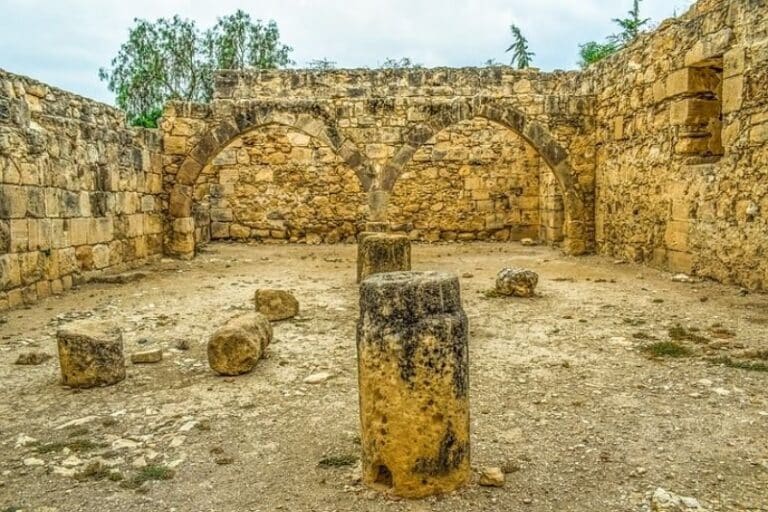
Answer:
[357, 271, 470, 498]
[57, 321, 126, 388]
[357, 233, 411, 283]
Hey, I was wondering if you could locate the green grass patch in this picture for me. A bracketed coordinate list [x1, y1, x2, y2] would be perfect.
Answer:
[668, 325, 710, 344]
[121, 464, 176, 489]
[35, 439, 102, 454]
[711, 356, 768, 373]
[318, 454, 359, 468]
[642, 341, 693, 358]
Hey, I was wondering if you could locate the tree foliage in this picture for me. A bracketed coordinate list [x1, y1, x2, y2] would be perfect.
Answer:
[380, 57, 423, 69]
[578, 41, 620, 68]
[506, 24, 534, 69]
[308, 59, 337, 70]
[577, 0, 650, 68]
[100, 11, 293, 127]
[610, 0, 651, 45]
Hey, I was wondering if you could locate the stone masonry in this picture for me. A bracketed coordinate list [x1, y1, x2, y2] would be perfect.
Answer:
[1, 0, 766, 312]
[0, 70, 163, 311]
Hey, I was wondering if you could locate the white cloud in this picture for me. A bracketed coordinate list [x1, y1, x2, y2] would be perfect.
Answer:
[0, 0, 695, 104]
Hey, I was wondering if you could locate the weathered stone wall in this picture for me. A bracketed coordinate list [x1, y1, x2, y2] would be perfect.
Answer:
[587, 0, 768, 290]
[0, 69, 163, 310]
[163, 67, 595, 258]
[388, 117, 557, 242]
[194, 125, 367, 244]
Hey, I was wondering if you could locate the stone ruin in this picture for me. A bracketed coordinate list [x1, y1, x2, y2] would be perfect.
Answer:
[1, 0, 766, 312]
[0, 0, 766, 504]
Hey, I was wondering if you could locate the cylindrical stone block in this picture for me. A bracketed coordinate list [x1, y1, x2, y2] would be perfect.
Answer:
[57, 321, 126, 388]
[357, 271, 470, 498]
[207, 313, 273, 376]
[357, 233, 411, 283]
[364, 222, 390, 233]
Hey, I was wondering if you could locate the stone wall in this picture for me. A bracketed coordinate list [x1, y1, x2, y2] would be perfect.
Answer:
[194, 125, 367, 244]
[388, 117, 557, 242]
[587, 0, 768, 289]
[0, 69, 163, 310]
[163, 67, 595, 258]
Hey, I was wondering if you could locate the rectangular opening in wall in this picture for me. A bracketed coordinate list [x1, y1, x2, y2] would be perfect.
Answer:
[667, 58, 724, 163]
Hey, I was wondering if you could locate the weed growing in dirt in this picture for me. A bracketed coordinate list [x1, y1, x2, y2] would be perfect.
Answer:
[711, 357, 768, 373]
[668, 325, 709, 344]
[642, 341, 693, 358]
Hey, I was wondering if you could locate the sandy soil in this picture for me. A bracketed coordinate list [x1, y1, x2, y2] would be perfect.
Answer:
[0, 242, 767, 512]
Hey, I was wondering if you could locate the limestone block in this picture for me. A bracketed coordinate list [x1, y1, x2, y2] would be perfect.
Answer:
[358, 233, 411, 283]
[254, 289, 299, 321]
[665, 68, 720, 99]
[207, 313, 273, 376]
[495, 268, 539, 297]
[357, 271, 470, 498]
[722, 75, 744, 114]
[684, 28, 732, 67]
[9, 219, 28, 252]
[56, 321, 126, 388]
[670, 99, 720, 126]
[0, 254, 21, 290]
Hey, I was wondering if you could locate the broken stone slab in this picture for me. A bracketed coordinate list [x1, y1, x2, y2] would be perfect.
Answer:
[671, 273, 695, 283]
[254, 289, 299, 321]
[478, 467, 505, 487]
[520, 238, 537, 246]
[651, 488, 708, 511]
[357, 271, 470, 498]
[303, 371, 333, 384]
[56, 321, 126, 388]
[207, 313, 272, 376]
[495, 268, 539, 297]
[357, 233, 411, 283]
[131, 349, 163, 364]
[15, 351, 53, 365]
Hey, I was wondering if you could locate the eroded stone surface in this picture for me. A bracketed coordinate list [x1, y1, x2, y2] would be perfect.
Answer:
[207, 313, 272, 376]
[495, 268, 539, 297]
[357, 271, 470, 498]
[651, 488, 708, 511]
[56, 321, 125, 388]
[254, 289, 299, 321]
[358, 234, 411, 283]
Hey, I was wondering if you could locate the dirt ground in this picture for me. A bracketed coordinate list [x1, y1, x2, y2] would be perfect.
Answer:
[1, 242, 767, 512]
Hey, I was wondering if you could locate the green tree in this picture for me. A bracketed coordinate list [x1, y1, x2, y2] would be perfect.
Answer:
[381, 57, 423, 69]
[578, 41, 619, 68]
[205, 11, 293, 70]
[576, 0, 650, 68]
[100, 12, 293, 128]
[506, 24, 534, 69]
[610, 0, 651, 45]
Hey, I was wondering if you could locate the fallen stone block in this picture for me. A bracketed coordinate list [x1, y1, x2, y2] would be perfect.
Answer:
[88, 271, 148, 285]
[495, 268, 539, 297]
[478, 467, 505, 487]
[254, 289, 299, 321]
[131, 349, 163, 364]
[208, 313, 272, 376]
[57, 321, 126, 388]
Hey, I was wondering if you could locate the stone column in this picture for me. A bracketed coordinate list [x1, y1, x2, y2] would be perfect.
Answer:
[357, 271, 470, 498]
[357, 233, 411, 283]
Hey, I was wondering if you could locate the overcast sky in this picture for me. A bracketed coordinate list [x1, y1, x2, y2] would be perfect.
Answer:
[0, 0, 695, 105]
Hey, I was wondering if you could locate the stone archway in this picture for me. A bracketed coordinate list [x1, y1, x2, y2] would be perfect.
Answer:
[378, 97, 591, 255]
[165, 103, 370, 258]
